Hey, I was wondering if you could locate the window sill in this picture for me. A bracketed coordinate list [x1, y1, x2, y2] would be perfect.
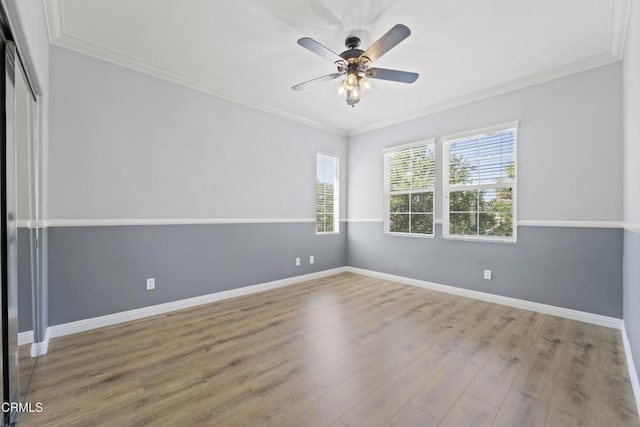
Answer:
[316, 232, 340, 236]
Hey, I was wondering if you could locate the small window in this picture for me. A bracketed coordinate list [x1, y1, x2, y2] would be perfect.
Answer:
[384, 140, 436, 236]
[442, 123, 517, 242]
[316, 153, 339, 234]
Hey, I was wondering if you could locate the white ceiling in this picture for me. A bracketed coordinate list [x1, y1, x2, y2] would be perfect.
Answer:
[44, 0, 630, 136]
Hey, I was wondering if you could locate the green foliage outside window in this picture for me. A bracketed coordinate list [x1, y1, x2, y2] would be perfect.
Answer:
[448, 153, 514, 237]
[316, 181, 334, 233]
[316, 153, 338, 234]
[386, 144, 435, 235]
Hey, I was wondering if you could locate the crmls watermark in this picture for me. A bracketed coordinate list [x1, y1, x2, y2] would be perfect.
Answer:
[1, 402, 43, 413]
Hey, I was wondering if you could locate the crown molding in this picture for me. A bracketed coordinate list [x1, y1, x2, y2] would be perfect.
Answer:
[45, 0, 630, 139]
[43, 0, 64, 42]
[347, 52, 619, 136]
[55, 33, 346, 137]
[348, 1, 631, 136]
[44, 0, 346, 138]
[610, 0, 632, 59]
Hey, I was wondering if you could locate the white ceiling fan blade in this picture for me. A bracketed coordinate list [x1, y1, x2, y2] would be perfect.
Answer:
[365, 67, 419, 83]
[297, 37, 344, 63]
[292, 73, 343, 91]
[359, 24, 411, 63]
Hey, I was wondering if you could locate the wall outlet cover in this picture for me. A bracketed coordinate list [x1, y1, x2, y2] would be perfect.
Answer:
[483, 270, 492, 280]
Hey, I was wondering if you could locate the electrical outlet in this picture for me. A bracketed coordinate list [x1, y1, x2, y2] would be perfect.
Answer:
[483, 270, 492, 280]
[295, 258, 300, 266]
[309, 255, 314, 264]
[146, 278, 155, 290]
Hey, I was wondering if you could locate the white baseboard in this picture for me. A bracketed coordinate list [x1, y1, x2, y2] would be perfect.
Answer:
[30, 330, 50, 357]
[47, 267, 348, 339]
[622, 322, 640, 416]
[345, 267, 622, 329]
[18, 330, 33, 346]
[18, 330, 50, 357]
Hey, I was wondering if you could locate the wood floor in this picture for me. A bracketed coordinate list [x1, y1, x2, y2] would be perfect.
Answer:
[19, 273, 639, 426]
[19, 343, 36, 403]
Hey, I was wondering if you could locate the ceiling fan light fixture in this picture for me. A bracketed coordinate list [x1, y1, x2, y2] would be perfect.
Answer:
[359, 76, 371, 92]
[344, 71, 359, 91]
[294, 24, 418, 107]
[339, 74, 370, 106]
[346, 88, 360, 106]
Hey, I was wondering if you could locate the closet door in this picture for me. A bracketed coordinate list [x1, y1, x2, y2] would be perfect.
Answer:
[1, 40, 19, 426]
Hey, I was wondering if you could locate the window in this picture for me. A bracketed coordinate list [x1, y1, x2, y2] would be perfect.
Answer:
[384, 140, 436, 236]
[442, 123, 517, 242]
[316, 153, 339, 234]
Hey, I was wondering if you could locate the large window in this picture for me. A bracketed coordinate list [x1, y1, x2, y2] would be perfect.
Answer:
[384, 140, 436, 236]
[442, 123, 517, 242]
[316, 153, 339, 234]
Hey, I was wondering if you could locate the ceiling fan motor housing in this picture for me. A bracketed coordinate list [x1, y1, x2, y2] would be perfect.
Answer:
[345, 36, 361, 49]
[341, 36, 367, 64]
[340, 49, 365, 61]
[293, 24, 417, 107]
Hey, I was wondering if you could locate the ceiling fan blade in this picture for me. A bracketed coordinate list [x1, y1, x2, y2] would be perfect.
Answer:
[359, 24, 411, 63]
[365, 68, 419, 83]
[297, 37, 344, 63]
[292, 73, 343, 91]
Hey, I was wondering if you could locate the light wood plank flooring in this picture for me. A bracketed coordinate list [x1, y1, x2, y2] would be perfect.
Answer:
[19, 343, 36, 403]
[19, 273, 639, 426]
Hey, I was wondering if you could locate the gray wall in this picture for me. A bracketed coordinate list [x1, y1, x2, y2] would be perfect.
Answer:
[46, 46, 626, 326]
[49, 46, 347, 221]
[348, 63, 622, 223]
[349, 223, 622, 317]
[46, 45, 350, 327]
[43, 17, 628, 338]
[48, 222, 346, 325]
[347, 63, 624, 320]
[625, 0, 640, 228]
[625, 230, 640, 369]
[623, 0, 640, 384]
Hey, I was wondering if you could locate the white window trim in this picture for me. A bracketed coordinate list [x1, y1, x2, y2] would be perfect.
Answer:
[383, 138, 436, 238]
[316, 151, 340, 235]
[441, 121, 520, 143]
[442, 123, 518, 243]
[382, 138, 435, 153]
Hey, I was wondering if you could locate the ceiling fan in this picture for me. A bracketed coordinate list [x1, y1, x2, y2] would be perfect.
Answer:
[292, 24, 419, 107]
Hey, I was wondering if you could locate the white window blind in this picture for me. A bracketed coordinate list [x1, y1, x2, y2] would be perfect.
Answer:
[316, 153, 339, 234]
[443, 123, 517, 241]
[384, 140, 436, 236]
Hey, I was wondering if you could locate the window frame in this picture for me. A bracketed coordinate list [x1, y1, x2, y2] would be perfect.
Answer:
[442, 122, 518, 243]
[316, 151, 340, 235]
[383, 138, 436, 238]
